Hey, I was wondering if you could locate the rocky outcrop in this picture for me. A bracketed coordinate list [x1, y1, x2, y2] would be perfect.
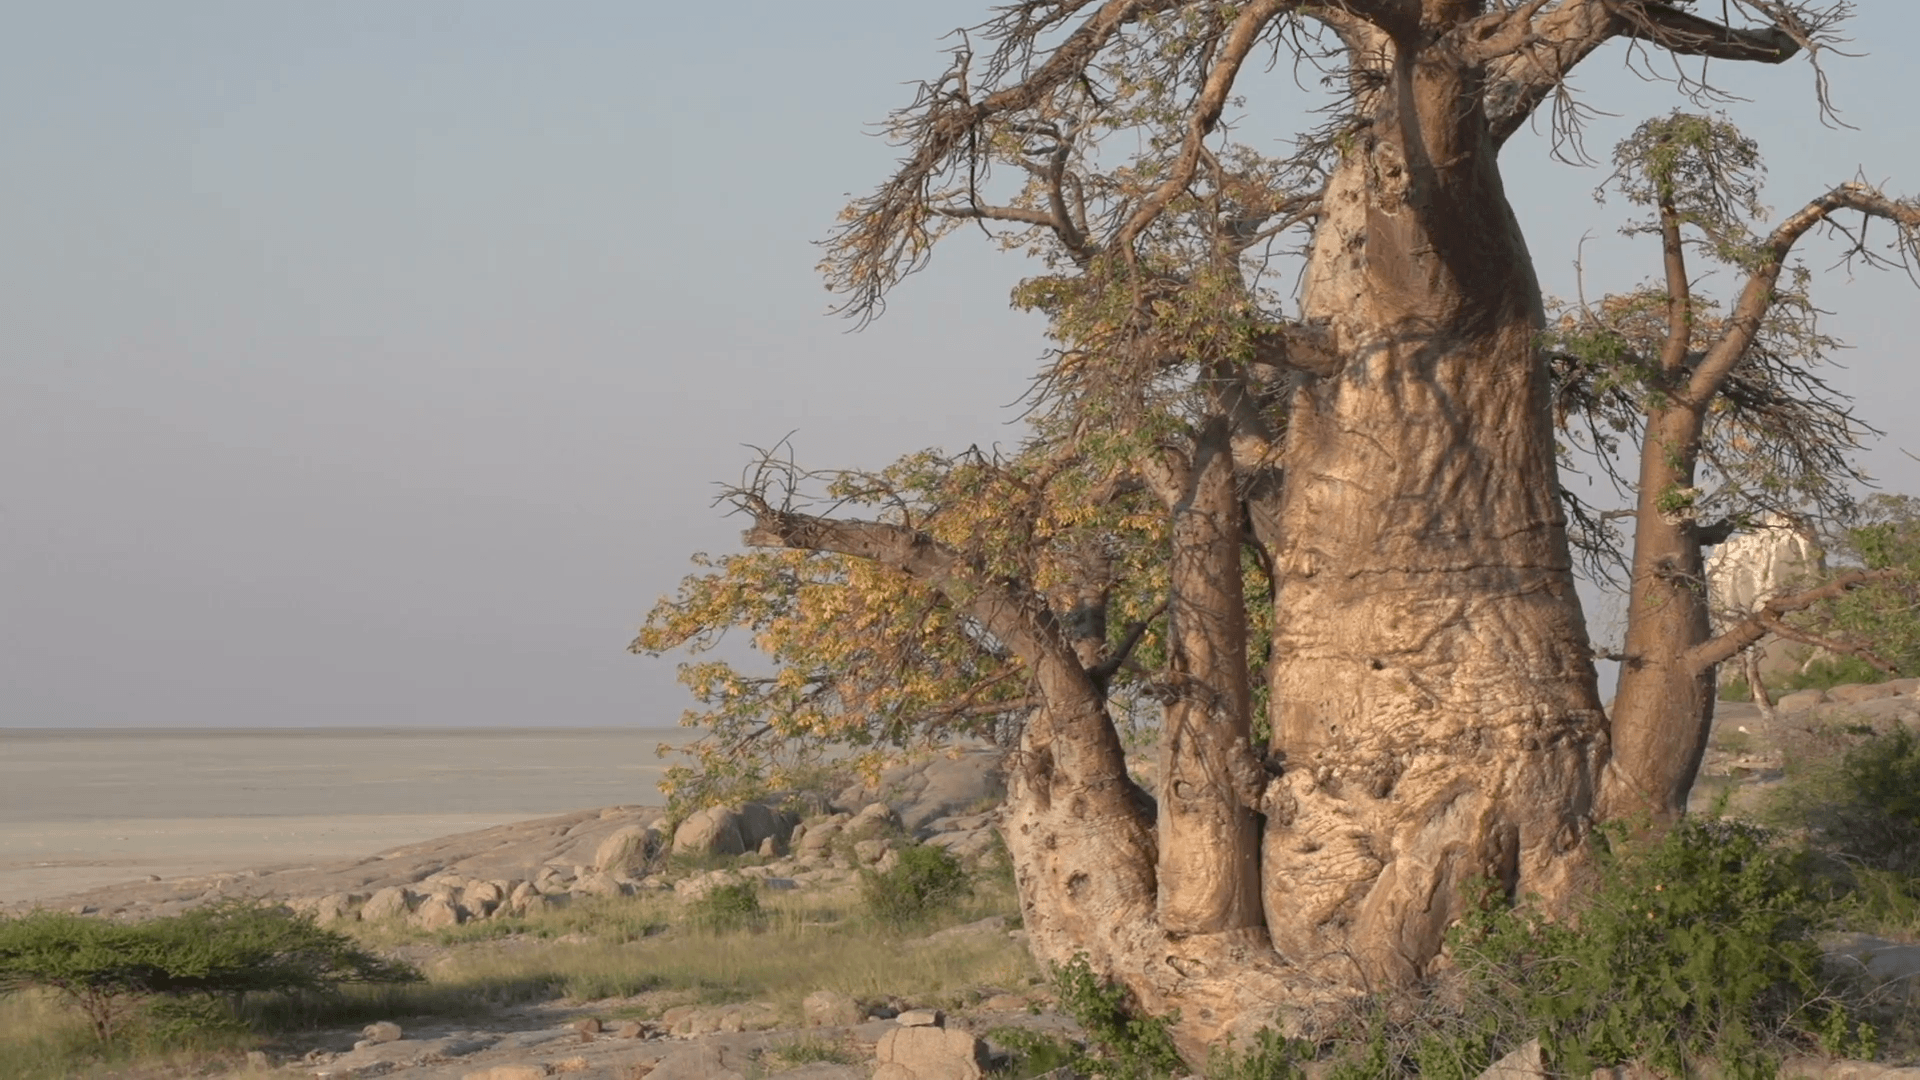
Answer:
[1706, 516, 1825, 683]
[836, 747, 1005, 833]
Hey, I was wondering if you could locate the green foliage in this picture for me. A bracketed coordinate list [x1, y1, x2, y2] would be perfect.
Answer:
[1815, 495, 1920, 678]
[0, 903, 418, 1044]
[860, 844, 971, 928]
[1607, 111, 1766, 265]
[688, 882, 765, 932]
[989, 1026, 1084, 1080]
[1207, 1028, 1312, 1080]
[1447, 819, 1868, 1080]
[1770, 725, 1920, 880]
[1778, 656, 1892, 693]
[1051, 954, 1184, 1080]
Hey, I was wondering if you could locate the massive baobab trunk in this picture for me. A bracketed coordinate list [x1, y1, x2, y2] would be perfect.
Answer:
[1263, 27, 1608, 986]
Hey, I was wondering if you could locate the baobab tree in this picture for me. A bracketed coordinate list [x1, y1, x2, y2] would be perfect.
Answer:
[1548, 112, 1919, 819]
[638, 0, 1917, 1055]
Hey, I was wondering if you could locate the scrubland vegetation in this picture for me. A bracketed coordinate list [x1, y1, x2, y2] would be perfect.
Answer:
[0, 843, 1030, 1080]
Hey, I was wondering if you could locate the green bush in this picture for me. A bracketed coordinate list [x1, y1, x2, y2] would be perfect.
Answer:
[859, 844, 971, 928]
[1207, 1028, 1311, 1080]
[687, 881, 764, 932]
[1778, 656, 1892, 693]
[1796, 725, 1920, 873]
[1052, 953, 1185, 1080]
[0, 902, 418, 1043]
[1445, 819, 1869, 1080]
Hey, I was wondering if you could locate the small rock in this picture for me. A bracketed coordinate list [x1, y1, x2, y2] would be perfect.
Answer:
[1777, 688, 1828, 711]
[804, 989, 866, 1027]
[462, 1067, 551, 1080]
[1831, 683, 1900, 705]
[616, 1020, 645, 1039]
[361, 1020, 404, 1044]
[848, 802, 899, 838]
[874, 1025, 989, 1080]
[410, 894, 463, 930]
[245, 1049, 272, 1068]
[534, 867, 572, 896]
[570, 871, 628, 899]
[674, 805, 747, 856]
[897, 1008, 944, 1027]
[1473, 1039, 1545, 1080]
[594, 825, 656, 874]
[360, 886, 412, 922]
[312, 892, 366, 927]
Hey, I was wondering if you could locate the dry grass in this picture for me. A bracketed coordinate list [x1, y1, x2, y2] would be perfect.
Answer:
[0, 873, 1031, 1079]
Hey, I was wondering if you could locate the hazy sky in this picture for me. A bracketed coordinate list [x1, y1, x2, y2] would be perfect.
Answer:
[4, 4, 1916, 729]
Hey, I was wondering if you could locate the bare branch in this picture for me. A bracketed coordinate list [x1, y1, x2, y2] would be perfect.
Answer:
[1114, 0, 1291, 253]
[1684, 567, 1897, 672]
[1687, 183, 1920, 405]
[825, 0, 1187, 321]
[1485, 0, 1809, 146]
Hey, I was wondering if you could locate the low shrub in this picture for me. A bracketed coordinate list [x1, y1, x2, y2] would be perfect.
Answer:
[1782, 725, 1920, 875]
[0, 902, 418, 1044]
[1207, 1028, 1311, 1080]
[1440, 818, 1870, 1080]
[688, 881, 764, 932]
[1051, 954, 1184, 1080]
[860, 844, 971, 928]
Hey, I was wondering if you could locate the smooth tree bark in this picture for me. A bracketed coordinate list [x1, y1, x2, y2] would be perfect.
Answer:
[729, 0, 1858, 1056]
[1603, 181, 1920, 819]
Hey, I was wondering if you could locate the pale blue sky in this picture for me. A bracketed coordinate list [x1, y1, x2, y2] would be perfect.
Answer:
[3, 4, 1915, 728]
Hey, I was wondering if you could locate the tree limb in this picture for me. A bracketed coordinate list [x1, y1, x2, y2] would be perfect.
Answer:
[1687, 184, 1920, 405]
[1485, 0, 1804, 146]
[1763, 618, 1899, 676]
[1115, 0, 1292, 253]
[1684, 567, 1898, 673]
[1089, 600, 1170, 686]
[1247, 320, 1342, 378]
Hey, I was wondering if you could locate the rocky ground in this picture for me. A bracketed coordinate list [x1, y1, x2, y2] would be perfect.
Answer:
[262, 982, 1084, 1080]
[3, 746, 1007, 926]
[16, 686, 1920, 1080]
[1687, 677, 1920, 816]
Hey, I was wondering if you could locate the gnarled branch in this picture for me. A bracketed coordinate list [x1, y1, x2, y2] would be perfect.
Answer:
[1485, 0, 1807, 147]
[1687, 184, 1920, 405]
[1684, 566, 1898, 673]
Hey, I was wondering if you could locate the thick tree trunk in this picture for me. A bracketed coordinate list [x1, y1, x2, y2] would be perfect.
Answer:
[1603, 407, 1715, 819]
[1262, 36, 1607, 986]
[1158, 410, 1266, 939]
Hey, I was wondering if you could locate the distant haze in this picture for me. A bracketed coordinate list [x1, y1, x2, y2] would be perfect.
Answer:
[4, 4, 1916, 728]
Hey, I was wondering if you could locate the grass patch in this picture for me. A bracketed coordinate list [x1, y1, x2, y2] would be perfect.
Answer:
[766, 1033, 863, 1068]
